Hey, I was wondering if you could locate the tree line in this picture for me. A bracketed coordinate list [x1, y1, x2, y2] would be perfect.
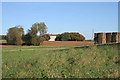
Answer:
[0, 35, 7, 40]
[55, 32, 85, 41]
[6, 22, 50, 46]
[5, 22, 85, 46]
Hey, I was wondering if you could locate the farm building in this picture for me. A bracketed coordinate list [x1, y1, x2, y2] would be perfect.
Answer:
[94, 32, 120, 44]
[48, 34, 57, 41]
[49, 36, 56, 41]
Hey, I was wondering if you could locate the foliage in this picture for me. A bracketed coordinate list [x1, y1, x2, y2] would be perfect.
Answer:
[0, 35, 7, 40]
[23, 22, 47, 46]
[22, 30, 32, 45]
[42, 34, 50, 41]
[55, 32, 85, 41]
[2, 44, 119, 78]
[30, 22, 47, 36]
[6, 25, 24, 45]
[31, 36, 45, 46]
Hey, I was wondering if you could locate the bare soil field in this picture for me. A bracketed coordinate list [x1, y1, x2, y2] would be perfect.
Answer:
[1, 45, 17, 47]
[41, 41, 94, 46]
[1, 41, 94, 47]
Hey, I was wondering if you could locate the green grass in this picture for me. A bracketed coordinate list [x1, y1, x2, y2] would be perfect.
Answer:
[2, 44, 119, 78]
[0, 40, 6, 42]
[2, 45, 82, 51]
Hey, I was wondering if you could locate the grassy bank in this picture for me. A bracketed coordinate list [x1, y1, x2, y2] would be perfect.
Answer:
[2, 44, 119, 78]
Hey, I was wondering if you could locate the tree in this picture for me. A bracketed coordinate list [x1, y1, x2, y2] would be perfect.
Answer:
[61, 32, 71, 41]
[70, 32, 85, 41]
[0, 35, 7, 40]
[55, 34, 61, 41]
[55, 32, 85, 41]
[42, 34, 50, 41]
[31, 22, 47, 36]
[7, 25, 24, 45]
[38, 22, 47, 36]
[23, 22, 47, 46]
[22, 29, 32, 45]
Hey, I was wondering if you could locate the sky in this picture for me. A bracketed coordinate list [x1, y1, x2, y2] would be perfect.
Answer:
[2, 2, 118, 40]
[1, 0, 119, 2]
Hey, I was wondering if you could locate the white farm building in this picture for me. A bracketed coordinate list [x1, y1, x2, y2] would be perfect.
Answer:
[49, 36, 56, 41]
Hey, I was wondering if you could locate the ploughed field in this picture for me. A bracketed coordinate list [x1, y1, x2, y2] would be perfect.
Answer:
[1, 41, 94, 47]
[42, 41, 94, 46]
[2, 43, 119, 78]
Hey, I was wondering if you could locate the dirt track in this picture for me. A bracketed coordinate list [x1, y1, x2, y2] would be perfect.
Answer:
[1, 41, 94, 47]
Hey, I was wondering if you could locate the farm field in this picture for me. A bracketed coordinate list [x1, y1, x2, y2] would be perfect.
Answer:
[2, 43, 119, 78]
[41, 41, 94, 46]
[1, 41, 94, 47]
